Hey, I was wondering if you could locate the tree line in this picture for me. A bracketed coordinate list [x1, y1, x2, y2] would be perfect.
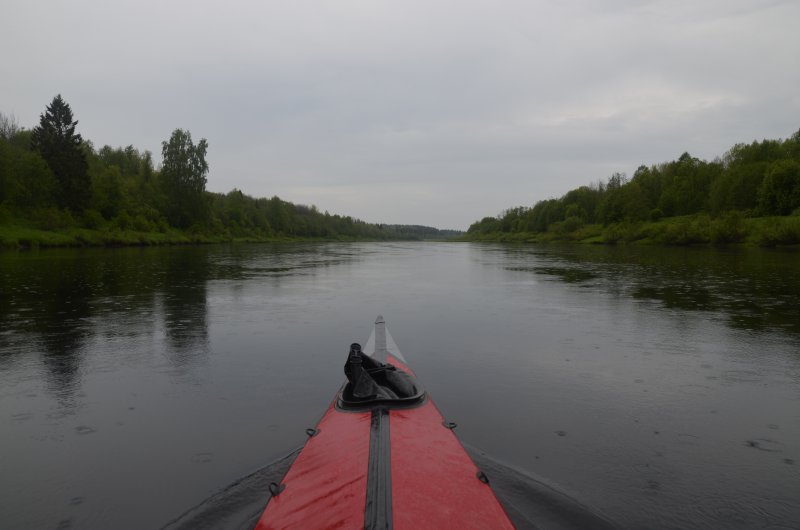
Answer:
[467, 130, 800, 243]
[1, 95, 453, 243]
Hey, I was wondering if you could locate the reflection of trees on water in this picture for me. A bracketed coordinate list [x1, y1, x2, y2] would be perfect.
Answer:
[0, 248, 212, 395]
[0, 252, 94, 397]
[503, 245, 800, 337]
[160, 248, 210, 368]
[37, 263, 93, 396]
[0, 244, 364, 393]
[631, 285, 716, 312]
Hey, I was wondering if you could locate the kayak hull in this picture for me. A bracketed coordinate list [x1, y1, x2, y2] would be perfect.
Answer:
[254, 318, 515, 529]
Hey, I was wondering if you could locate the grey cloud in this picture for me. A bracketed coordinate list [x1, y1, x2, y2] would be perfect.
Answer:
[2, 0, 798, 229]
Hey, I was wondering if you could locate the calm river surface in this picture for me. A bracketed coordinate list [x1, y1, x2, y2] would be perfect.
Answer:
[1, 242, 798, 529]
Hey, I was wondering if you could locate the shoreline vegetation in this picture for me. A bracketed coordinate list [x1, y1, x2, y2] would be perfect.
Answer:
[462, 213, 800, 248]
[465, 129, 800, 248]
[0, 223, 394, 250]
[3, 97, 799, 250]
[0, 97, 459, 251]
[0, 221, 463, 250]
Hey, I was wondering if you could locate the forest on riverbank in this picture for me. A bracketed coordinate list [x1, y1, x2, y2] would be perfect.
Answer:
[0, 96, 459, 249]
[466, 130, 800, 246]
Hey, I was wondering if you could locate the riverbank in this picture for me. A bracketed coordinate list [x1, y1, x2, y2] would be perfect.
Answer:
[463, 214, 800, 247]
[0, 222, 403, 250]
[6, 214, 800, 250]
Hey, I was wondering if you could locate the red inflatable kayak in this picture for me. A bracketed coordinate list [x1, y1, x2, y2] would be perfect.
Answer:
[254, 316, 515, 530]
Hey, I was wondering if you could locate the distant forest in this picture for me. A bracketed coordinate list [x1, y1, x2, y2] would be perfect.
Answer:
[0, 95, 457, 246]
[467, 129, 800, 245]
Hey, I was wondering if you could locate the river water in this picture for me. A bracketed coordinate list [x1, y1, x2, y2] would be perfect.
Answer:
[0, 243, 798, 529]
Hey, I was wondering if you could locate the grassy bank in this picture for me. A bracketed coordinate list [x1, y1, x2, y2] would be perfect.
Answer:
[462, 214, 800, 247]
[0, 221, 396, 250]
[0, 222, 225, 249]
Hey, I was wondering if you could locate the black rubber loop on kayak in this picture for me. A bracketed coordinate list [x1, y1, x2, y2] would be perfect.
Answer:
[442, 421, 457, 429]
[306, 428, 320, 437]
[269, 482, 286, 496]
[476, 471, 490, 484]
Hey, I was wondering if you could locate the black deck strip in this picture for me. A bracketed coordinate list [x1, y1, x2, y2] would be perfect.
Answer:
[365, 407, 392, 530]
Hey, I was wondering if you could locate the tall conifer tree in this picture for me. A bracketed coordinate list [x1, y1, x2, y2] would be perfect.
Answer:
[31, 95, 90, 212]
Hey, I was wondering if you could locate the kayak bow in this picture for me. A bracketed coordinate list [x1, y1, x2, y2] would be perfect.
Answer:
[254, 315, 515, 530]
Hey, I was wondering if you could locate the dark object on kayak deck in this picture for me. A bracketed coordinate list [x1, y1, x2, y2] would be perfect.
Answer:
[340, 342, 425, 408]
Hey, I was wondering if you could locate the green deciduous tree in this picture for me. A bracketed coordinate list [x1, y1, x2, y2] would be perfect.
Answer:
[0, 112, 22, 140]
[266, 195, 291, 234]
[90, 165, 124, 219]
[30, 95, 91, 212]
[598, 180, 648, 224]
[160, 129, 209, 228]
[467, 216, 502, 234]
[758, 160, 800, 215]
[0, 137, 58, 210]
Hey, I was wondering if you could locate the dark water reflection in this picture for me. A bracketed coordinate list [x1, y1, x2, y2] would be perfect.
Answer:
[0, 243, 798, 530]
[503, 245, 800, 336]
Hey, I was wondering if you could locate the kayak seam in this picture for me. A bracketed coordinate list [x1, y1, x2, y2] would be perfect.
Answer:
[365, 407, 392, 530]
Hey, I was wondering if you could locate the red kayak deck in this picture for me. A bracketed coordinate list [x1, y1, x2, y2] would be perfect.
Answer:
[255, 354, 514, 529]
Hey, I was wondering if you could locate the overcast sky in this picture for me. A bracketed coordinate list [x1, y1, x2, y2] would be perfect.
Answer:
[3, 0, 799, 229]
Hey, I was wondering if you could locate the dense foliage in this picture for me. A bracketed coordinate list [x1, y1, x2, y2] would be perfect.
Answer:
[468, 131, 800, 244]
[160, 129, 209, 229]
[1, 97, 456, 244]
[30, 95, 91, 213]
